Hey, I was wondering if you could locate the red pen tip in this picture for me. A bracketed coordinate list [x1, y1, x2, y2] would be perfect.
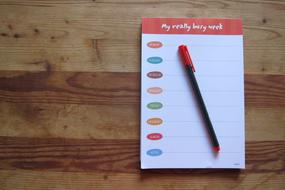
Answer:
[213, 146, 220, 152]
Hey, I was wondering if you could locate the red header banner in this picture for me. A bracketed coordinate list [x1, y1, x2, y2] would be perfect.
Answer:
[142, 18, 242, 35]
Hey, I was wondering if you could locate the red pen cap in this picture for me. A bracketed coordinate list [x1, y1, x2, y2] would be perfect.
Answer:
[178, 45, 195, 72]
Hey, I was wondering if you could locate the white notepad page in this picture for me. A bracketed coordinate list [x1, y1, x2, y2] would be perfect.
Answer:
[140, 18, 245, 169]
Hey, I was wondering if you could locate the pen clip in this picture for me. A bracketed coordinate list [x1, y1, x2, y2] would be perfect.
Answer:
[179, 45, 196, 72]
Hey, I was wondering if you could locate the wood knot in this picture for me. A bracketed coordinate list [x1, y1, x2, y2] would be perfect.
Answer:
[34, 28, 40, 34]
[14, 33, 25, 38]
[1, 33, 8, 37]
[14, 33, 20, 38]
[7, 24, 13, 30]
[261, 67, 266, 72]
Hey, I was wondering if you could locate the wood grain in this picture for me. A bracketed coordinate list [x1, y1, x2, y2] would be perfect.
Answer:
[0, 103, 284, 141]
[0, 71, 140, 105]
[0, 71, 284, 106]
[0, 0, 285, 189]
[0, 136, 284, 173]
[0, 170, 283, 190]
[0, 0, 284, 74]
[0, 72, 284, 140]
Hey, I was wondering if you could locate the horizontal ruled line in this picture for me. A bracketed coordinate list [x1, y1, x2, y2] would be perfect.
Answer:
[163, 105, 240, 108]
[164, 90, 241, 93]
[164, 74, 241, 78]
[163, 125, 242, 129]
[164, 136, 241, 138]
[163, 152, 241, 154]
[147, 44, 242, 48]
[164, 59, 241, 63]
[164, 121, 241, 124]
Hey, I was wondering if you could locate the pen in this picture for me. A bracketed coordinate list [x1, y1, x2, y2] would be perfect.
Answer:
[178, 45, 220, 152]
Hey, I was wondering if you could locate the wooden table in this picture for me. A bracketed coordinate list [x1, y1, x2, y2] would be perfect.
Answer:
[0, 1, 284, 189]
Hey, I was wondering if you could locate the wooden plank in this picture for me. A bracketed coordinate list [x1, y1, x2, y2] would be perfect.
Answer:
[0, 39, 283, 73]
[245, 107, 285, 141]
[0, 1, 284, 73]
[0, 72, 284, 140]
[245, 74, 285, 107]
[0, 102, 284, 141]
[0, 71, 140, 105]
[0, 102, 140, 139]
[0, 72, 284, 106]
[0, 169, 284, 190]
[0, 136, 284, 173]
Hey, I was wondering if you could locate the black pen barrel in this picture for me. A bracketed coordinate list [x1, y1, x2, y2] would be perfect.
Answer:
[186, 65, 220, 148]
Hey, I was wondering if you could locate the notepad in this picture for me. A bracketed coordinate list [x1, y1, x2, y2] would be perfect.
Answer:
[140, 18, 245, 169]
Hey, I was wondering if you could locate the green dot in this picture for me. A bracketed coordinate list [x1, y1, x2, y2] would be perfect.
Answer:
[147, 102, 163, 110]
